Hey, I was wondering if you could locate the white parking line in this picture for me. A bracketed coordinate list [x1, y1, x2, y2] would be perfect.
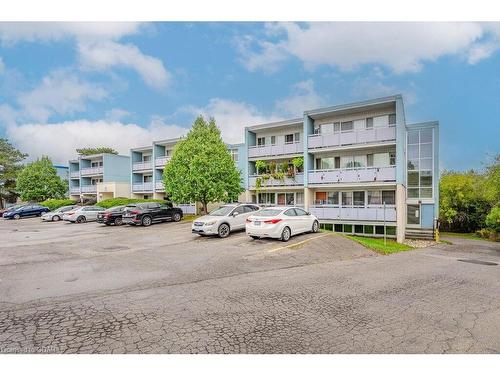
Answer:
[267, 233, 333, 253]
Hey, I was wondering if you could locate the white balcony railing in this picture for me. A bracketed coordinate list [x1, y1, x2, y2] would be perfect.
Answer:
[308, 126, 396, 149]
[132, 161, 152, 171]
[132, 182, 154, 192]
[80, 166, 103, 176]
[310, 205, 397, 222]
[70, 171, 80, 178]
[248, 173, 304, 188]
[81, 185, 97, 193]
[155, 181, 164, 191]
[308, 166, 396, 185]
[155, 156, 171, 167]
[70, 187, 81, 194]
[248, 141, 303, 158]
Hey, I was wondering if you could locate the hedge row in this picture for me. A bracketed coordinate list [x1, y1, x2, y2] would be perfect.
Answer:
[97, 197, 166, 209]
[40, 199, 77, 211]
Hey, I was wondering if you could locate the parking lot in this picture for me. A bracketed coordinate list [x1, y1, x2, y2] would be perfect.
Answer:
[1, 217, 500, 353]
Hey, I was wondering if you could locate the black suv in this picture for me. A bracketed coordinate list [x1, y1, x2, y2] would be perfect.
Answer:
[122, 202, 183, 226]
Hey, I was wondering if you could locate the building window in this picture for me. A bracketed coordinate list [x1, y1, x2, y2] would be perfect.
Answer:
[143, 154, 152, 162]
[165, 149, 172, 156]
[342, 191, 353, 206]
[367, 191, 382, 205]
[366, 117, 373, 129]
[407, 128, 433, 199]
[382, 190, 396, 205]
[328, 192, 339, 205]
[341, 121, 353, 132]
[285, 134, 294, 143]
[389, 152, 396, 166]
[258, 193, 275, 205]
[389, 113, 396, 125]
[230, 149, 238, 162]
[353, 191, 365, 206]
[294, 132, 300, 142]
[367, 154, 374, 167]
[270, 136, 276, 145]
[257, 137, 266, 146]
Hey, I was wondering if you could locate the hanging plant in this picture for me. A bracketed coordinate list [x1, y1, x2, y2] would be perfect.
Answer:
[255, 160, 267, 174]
[292, 157, 304, 172]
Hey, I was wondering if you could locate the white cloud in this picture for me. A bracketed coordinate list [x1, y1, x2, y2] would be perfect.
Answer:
[17, 70, 107, 123]
[0, 22, 170, 89]
[239, 22, 500, 73]
[6, 118, 187, 165]
[184, 98, 282, 144]
[275, 79, 326, 116]
[104, 108, 131, 122]
[78, 41, 170, 89]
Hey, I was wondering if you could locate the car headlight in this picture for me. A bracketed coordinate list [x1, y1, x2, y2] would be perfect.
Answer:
[205, 220, 217, 226]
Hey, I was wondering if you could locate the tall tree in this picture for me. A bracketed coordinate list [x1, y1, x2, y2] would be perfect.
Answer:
[0, 138, 27, 209]
[163, 116, 243, 213]
[76, 147, 118, 156]
[16, 156, 68, 202]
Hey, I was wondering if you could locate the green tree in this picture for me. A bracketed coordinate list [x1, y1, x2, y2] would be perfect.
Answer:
[76, 147, 118, 156]
[16, 156, 68, 202]
[163, 116, 243, 213]
[0, 138, 28, 209]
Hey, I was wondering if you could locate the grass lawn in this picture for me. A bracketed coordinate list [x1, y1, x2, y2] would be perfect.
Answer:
[345, 235, 414, 255]
[441, 232, 490, 241]
[182, 214, 199, 222]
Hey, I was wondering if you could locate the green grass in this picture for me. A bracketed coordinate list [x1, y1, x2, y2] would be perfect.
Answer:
[345, 235, 414, 255]
[441, 232, 489, 241]
[182, 214, 199, 222]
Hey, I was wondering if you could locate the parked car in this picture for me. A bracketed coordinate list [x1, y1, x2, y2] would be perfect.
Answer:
[192, 203, 260, 238]
[41, 205, 78, 222]
[122, 202, 183, 226]
[245, 206, 319, 242]
[0, 204, 25, 217]
[97, 205, 126, 226]
[3, 204, 50, 220]
[63, 206, 105, 223]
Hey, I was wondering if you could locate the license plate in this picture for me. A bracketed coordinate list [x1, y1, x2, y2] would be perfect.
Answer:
[254, 221, 261, 226]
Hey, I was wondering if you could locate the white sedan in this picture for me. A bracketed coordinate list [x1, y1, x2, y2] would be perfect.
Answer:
[245, 206, 319, 242]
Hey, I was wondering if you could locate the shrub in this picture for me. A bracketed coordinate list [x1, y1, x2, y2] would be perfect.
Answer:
[98, 197, 166, 209]
[40, 199, 76, 211]
[485, 206, 500, 233]
[476, 228, 498, 241]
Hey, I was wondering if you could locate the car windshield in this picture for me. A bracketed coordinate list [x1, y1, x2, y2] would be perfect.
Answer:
[253, 209, 284, 217]
[209, 206, 235, 216]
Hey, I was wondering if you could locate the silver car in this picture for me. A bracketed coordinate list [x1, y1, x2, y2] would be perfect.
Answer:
[41, 205, 77, 222]
[63, 206, 105, 223]
[192, 203, 260, 238]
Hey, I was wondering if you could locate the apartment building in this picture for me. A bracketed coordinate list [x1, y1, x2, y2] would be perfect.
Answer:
[68, 153, 131, 202]
[244, 95, 439, 242]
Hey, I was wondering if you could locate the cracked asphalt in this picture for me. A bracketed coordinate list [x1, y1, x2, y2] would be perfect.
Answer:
[1, 217, 499, 353]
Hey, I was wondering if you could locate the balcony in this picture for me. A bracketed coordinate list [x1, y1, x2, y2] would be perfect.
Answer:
[132, 161, 152, 171]
[155, 156, 171, 168]
[308, 126, 396, 150]
[80, 166, 103, 176]
[309, 205, 397, 222]
[70, 171, 80, 178]
[248, 141, 303, 158]
[81, 185, 97, 194]
[70, 187, 81, 194]
[132, 182, 154, 192]
[155, 181, 164, 191]
[248, 173, 304, 188]
[308, 166, 396, 185]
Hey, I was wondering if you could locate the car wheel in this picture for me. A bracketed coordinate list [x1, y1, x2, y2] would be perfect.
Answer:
[141, 216, 152, 227]
[218, 223, 230, 238]
[53, 215, 61, 222]
[281, 226, 291, 242]
[76, 216, 86, 224]
[13, 214, 20, 220]
[114, 217, 123, 226]
[312, 220, 319, 233]
[172, 212, 182, 222]
[250, 235, 259, 240]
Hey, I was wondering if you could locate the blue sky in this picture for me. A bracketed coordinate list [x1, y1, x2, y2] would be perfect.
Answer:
[0, 22, 499, 169]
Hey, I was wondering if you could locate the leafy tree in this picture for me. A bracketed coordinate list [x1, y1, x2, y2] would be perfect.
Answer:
[0, 138, 27, 209]
[76, 147, 118, 156]
[16, 156, 68, 202]
[163, 116, 243, 213]
[483, 154, 500, 204]
[485, 206, 500, 233]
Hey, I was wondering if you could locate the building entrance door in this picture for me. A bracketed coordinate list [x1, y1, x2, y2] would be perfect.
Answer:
[407, 204, 421, 227]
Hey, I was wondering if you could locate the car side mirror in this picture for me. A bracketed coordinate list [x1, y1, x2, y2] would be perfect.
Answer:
[307, 212, 311, 215]
[232, 211, 239, 217]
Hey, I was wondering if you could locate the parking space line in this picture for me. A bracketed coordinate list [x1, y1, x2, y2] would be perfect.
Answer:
[267, 233, 333, 253]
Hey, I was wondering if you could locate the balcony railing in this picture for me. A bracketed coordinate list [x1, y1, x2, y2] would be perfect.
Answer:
[310, 205, 397, 222]
[155, 156, 171, 167]
[132, 182, 154, 192]
[175, 204, 196, 214]
[248, 141, 303, 158]
[70, 171, 80, 178]
[308, 126, 396, 149]
[308, 166, 396, 185]
[81, 185, 97, 193]
[80, 166, 103, 176]
[248, 173, 304, 188]
[70, 187, 81, 194]
[155, 181, 164, 191]
[132, 161, 152, 171]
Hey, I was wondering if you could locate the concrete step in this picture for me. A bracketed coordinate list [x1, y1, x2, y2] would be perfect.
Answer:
[405, 228, 434, 240]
